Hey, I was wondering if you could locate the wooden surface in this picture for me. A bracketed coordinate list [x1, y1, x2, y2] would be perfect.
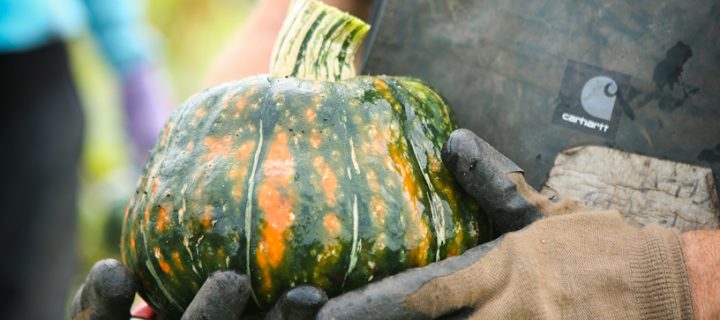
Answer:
[540, 146, 720, 231]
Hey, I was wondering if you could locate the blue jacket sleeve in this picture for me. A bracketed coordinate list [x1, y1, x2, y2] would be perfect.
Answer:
[82, 0, 158, 75]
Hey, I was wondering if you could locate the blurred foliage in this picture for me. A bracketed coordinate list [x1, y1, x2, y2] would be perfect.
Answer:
[70, 0, 256, 281]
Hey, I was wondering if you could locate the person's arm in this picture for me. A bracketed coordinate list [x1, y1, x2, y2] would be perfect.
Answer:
[82, 0, 170, 164]
[682, 230, 720, 320]
[82, 0, 157, 75]
[205, 0, 371, 86]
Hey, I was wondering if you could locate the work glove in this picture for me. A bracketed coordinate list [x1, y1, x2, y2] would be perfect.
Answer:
[70, 260, 328, 320]
[316, 129, 694, 319]
[121, 64, 170, 167]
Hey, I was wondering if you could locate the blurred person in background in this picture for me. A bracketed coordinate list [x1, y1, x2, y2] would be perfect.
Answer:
[206, 0, 372, 85]
[0, 0, 168, 318]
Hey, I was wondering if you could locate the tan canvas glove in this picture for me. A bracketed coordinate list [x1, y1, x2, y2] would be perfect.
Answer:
[318, 129, 694, 320]
[404, 210, 692, 319]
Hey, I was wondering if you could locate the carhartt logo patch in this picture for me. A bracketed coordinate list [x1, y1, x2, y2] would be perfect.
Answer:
[552, 60, 631, 139]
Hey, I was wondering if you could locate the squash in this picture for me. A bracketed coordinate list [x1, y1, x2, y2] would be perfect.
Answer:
[120, 1, 490, 318]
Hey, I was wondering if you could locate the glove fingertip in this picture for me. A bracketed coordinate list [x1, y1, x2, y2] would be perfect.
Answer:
[87, 259, 137, 299]
[76, 259, 136, 320]
[266, 285, 328, 320]
[70, 284, 85, 319]
[181, 271, 250, 320]
[440, 129, 470, 173]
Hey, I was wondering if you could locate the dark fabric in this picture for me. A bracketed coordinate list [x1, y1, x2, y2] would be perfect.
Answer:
[0, 41, 84, 319]
[363, 1, 720, 193]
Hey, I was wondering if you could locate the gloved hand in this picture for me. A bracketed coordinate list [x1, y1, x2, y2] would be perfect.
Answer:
[70, 260, 328, 320]
[120, 64, 170, 167]
[315, 129, 694, 319]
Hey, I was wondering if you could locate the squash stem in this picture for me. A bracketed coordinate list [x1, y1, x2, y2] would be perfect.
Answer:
[269, 0, 370, 81]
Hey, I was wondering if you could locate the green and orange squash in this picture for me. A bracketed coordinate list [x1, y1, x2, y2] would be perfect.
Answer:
[121, 1, 490, 318]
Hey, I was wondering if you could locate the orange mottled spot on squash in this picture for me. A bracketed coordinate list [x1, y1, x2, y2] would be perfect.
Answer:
[256, 241, 273, 293]
[201, 206, 214, 229]
[366, 170, 380, 193]
[446, 246, 459, 257]
[203, 135, 234, 161]
[313, 156, 337, 207]
[158, 259, 172, 275]
[158, 122, 173, 147]
[428, 156, 443, 173]
[129, 233, 136, 252]
[446, 227, 463, 257]
[235, 96, 247, 110]
[240, 87, 257, 106]
[160, 125, 170, 141]
[220, 91, 235, 109]
[374, 78, 390, 91]
[154, 247, 173, 275]
[233, 140, 256, 161]
[323, 213, 342, 238]
[156, 205, 171, 232]
[144, 205, 150, 226]
[310, 132, 321, 149]
[256, 131, 295, 292]
[151, 179, 159, 197]
[367, 125, 387, 155]
[171, 251, 184, 272]
[409, 223, 431, 266]
[388, 144, 420, 205]
[191, 107, 205, 126]
[374, 79, 402, 114]
[388, 143, 430, 266]
[305, 108, 316, 122]
[370, 196, 386, 226]
[435, 180, 458, 214]
[234, 95, 252, 119]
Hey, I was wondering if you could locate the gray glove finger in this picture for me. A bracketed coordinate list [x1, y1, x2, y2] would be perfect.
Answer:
[70, 283, 86, 319]
[181, 271, 251, 320]
[265, 285, 328, 320]
[442, 128, 542, 235]
[316, 237, 502, 320]
[71, 259, 136, 320]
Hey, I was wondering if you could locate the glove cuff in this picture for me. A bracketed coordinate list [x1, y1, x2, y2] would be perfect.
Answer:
[630, 226, 694, 319]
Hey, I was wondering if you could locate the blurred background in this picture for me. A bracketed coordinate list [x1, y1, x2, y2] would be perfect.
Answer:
[71, 0, 254, 286]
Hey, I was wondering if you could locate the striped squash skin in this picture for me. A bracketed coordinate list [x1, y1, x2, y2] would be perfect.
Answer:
[121, 75, 489, 318]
